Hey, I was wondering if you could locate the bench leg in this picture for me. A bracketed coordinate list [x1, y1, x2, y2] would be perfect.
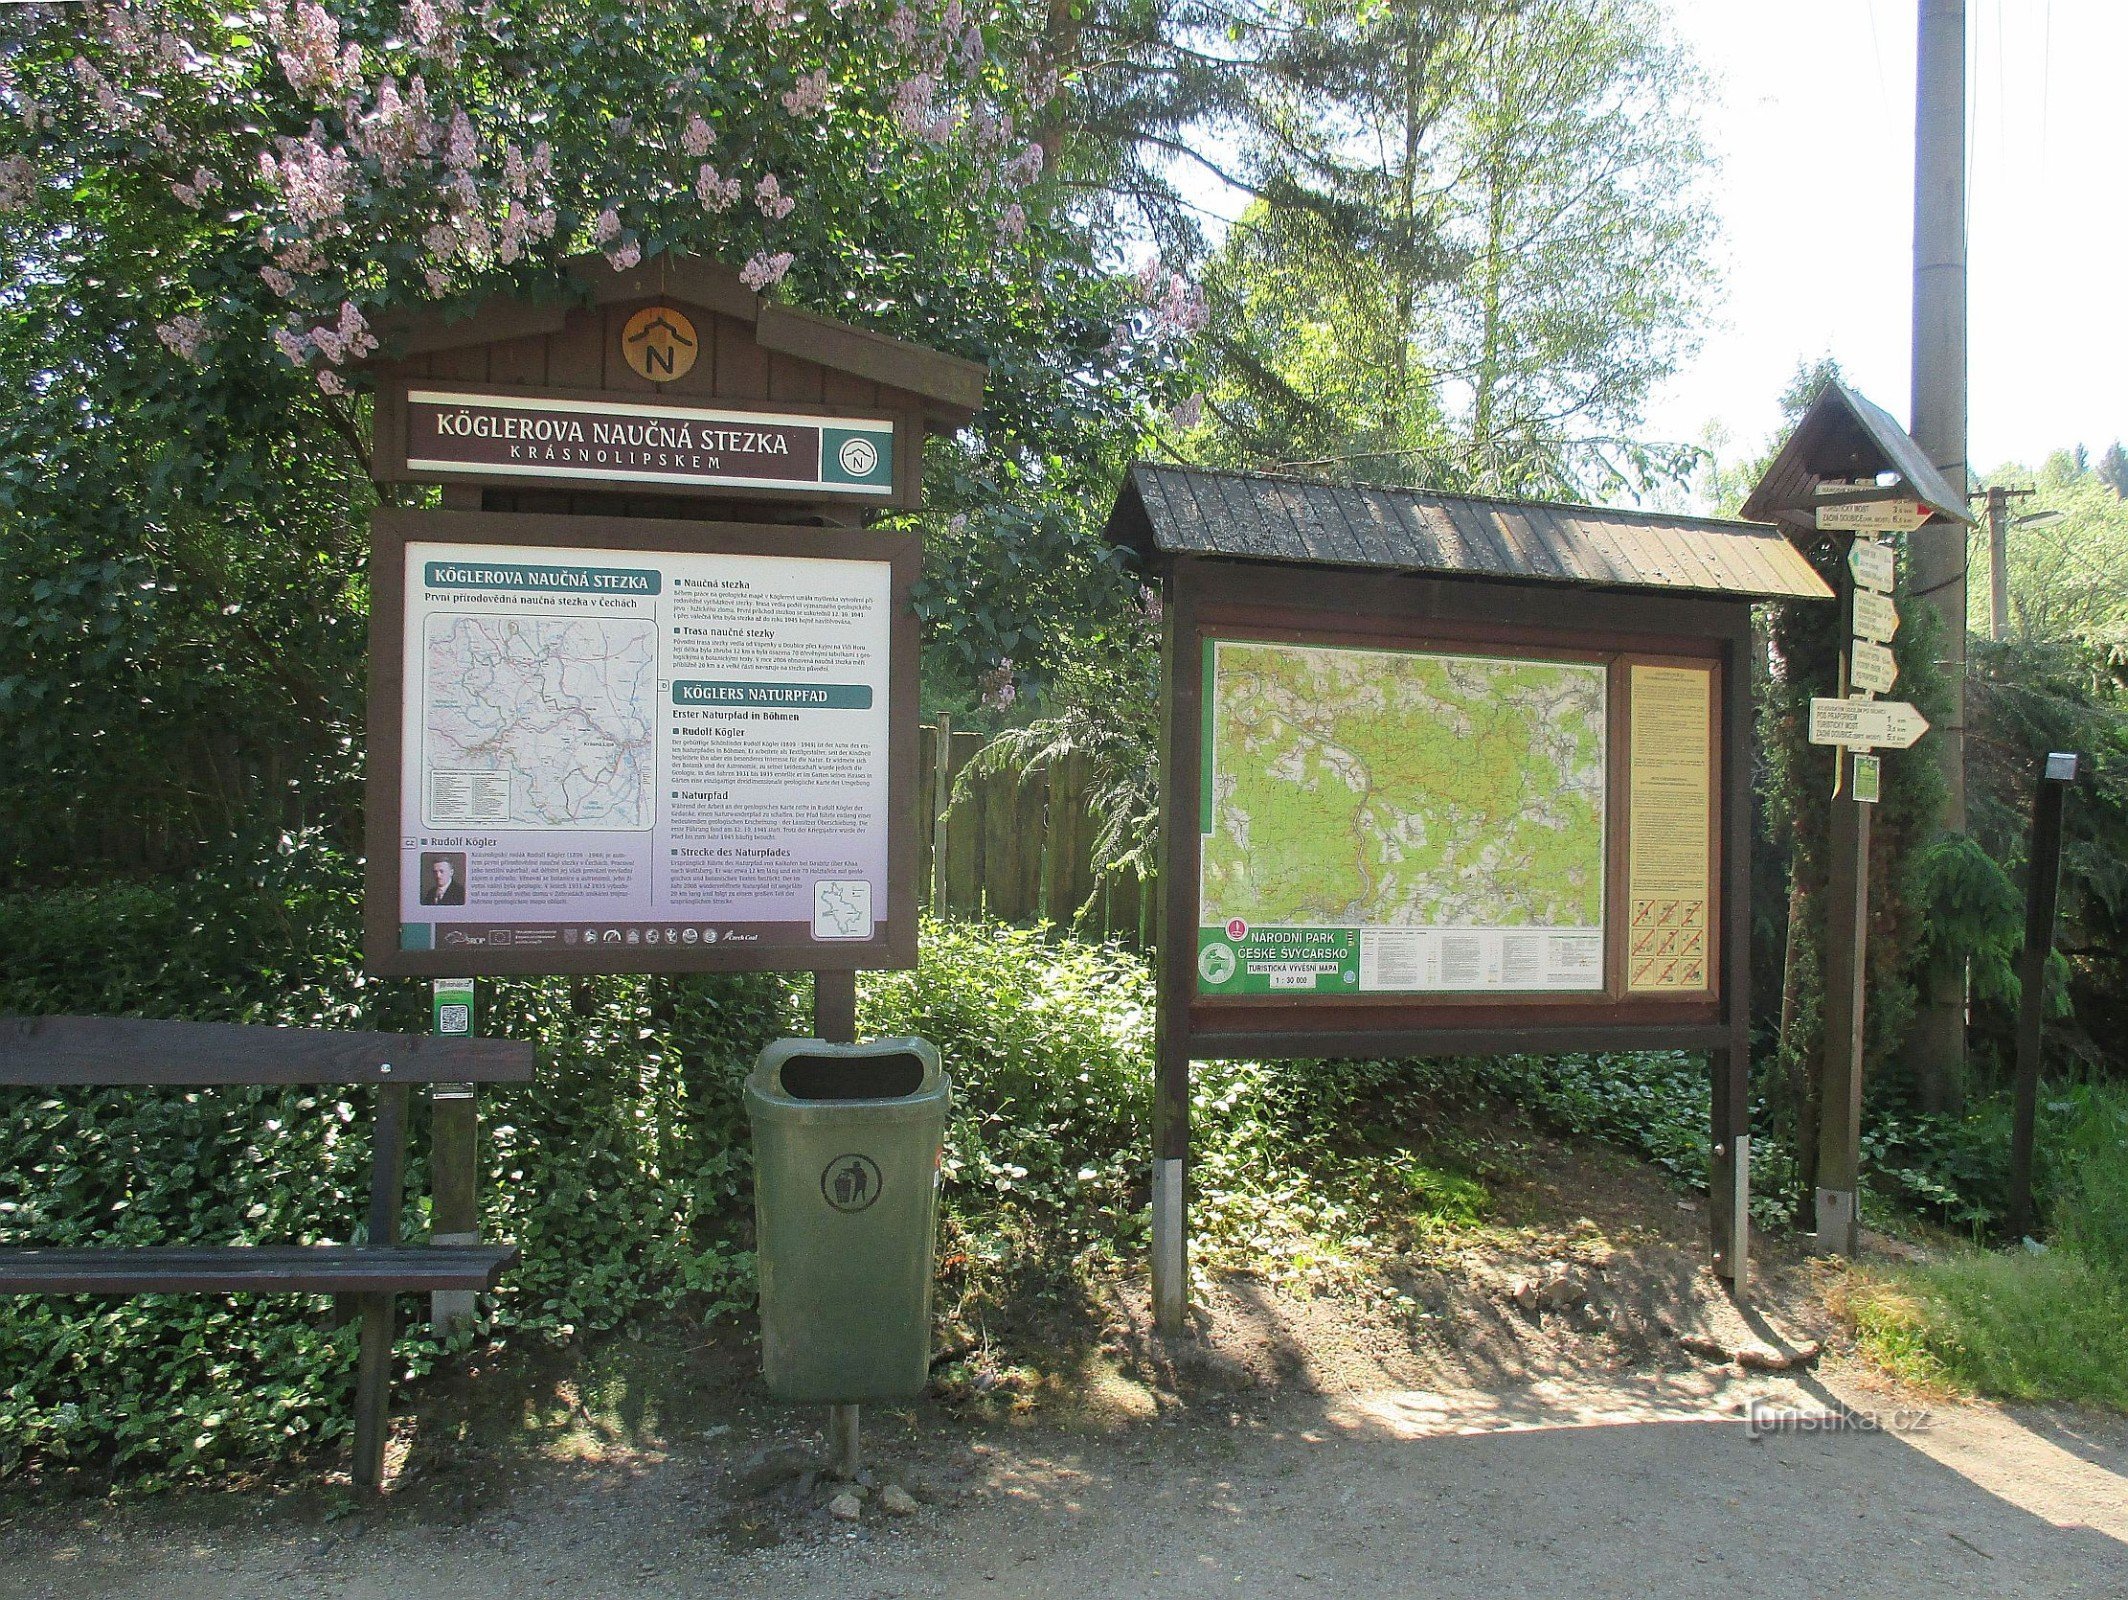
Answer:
[352, 1290, 395, 1492]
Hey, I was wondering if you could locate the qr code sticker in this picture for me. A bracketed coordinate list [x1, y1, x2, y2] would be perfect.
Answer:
[437, 1002, 471, 1035]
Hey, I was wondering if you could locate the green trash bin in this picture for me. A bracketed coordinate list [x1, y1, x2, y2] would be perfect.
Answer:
[745, 1036, 950, 1403]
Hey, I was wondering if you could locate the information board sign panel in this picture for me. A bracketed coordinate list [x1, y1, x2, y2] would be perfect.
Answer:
[1193, 638, 1608, 996]
[1626, 664, 1713, 993]
[366, 511, 917, 975]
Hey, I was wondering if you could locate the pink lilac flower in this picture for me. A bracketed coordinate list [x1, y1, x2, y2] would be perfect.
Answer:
[261, 134, 354, 233]
[682, 113, 713, 157]
[980, 658, 1016, 711]
[317, 368, 349, 395]
[887, 6, 920, 47]
[403, 0, 463, 66]
[995, 203, 1025, 241]
[502, 141, 527, 195]
[1166, 393, 1204, 430]
[891, 73, 935, 136]
[155, 315, 207, 361]
[71, 56, 139, 128]
[0, 154, 38, 212]
[335, 300, 377, 359]
[695, 164, 740, 211]
[606, 239, 641, 271]
[754, 174, 794, 220]
[959, 22, 986, 69]
[740, 250, 793, 291]
[259, 265, 297, 296]
[266, 1, 354, 101]
[593, 207, 621, 243]
[1001, 141, 1044, 187]
[423, 266, 450, 294]
[445, 109, 477, 170]
[780, 69, 829, 118]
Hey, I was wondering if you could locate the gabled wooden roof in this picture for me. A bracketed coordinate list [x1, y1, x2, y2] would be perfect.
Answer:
[1105, 464, 1833, 602]
[1740, 381, 1974, 531]
[369, 252, 987, 429]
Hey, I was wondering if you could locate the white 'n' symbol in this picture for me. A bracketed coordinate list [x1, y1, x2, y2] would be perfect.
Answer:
[838, 437, 879, 477]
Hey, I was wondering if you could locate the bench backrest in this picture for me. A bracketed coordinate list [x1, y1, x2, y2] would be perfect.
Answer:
[0, 1015, 535, 1088]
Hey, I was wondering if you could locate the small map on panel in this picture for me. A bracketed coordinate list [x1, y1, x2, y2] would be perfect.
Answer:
[424, 615, 656, 829]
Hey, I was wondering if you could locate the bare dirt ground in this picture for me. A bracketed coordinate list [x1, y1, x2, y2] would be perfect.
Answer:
[5, 1134, 2124, 1600]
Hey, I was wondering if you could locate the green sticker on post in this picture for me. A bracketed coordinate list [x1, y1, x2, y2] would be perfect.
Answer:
[1852, 753, 1882, 805]
[432, 977, 475, 1037]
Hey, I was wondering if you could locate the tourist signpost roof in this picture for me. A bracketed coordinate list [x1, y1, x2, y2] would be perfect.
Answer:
[1105, 463, 1833, 1330]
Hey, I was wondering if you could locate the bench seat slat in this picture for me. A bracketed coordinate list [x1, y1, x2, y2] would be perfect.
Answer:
[0, 1015, 535, 1087]
[0, 1244, 519, 1295]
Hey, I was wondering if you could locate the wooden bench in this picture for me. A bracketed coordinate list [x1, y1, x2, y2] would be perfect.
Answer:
[0, 1014, 535, 1489]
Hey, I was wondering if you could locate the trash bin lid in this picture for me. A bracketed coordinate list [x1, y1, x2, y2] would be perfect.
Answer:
[749, 1035, 943, 1104]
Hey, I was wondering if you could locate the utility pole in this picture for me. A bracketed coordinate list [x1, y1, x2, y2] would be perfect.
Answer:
[1980, 484, 2034, 642]
[1908, 0, 1971, 1101]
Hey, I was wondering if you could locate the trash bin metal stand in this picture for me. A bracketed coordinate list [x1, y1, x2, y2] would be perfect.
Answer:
[815, 967, 862, 1477]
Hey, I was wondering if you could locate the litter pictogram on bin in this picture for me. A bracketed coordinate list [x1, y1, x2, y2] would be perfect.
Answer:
[821, 1153, 883, 1213]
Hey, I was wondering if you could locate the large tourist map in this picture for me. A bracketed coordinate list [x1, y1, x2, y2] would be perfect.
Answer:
[423, 615, 657, 830]
[1197, 638, 1608, 995]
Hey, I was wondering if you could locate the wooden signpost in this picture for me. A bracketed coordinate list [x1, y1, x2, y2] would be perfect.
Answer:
[1741, 385, 1975, 1260]
[1105, 465, 1835, 1330]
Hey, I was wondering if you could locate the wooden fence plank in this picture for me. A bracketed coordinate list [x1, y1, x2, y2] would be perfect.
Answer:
[912, 724, 1149, 948]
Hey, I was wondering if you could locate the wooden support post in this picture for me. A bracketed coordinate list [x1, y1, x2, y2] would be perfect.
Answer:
[1150, 570, 1190, 1338]
[1708, 1046, 1750, 1295]
[1710, 626, 1754, 1293]
[929, 712, 953, 914]
[353, 1079, 409, 1492]
[427, 979, 479, 1334]
[429, 1084, 478, 1334]
[1814, 771, 1871, 1257]
[2006, 754, 2078, 1240]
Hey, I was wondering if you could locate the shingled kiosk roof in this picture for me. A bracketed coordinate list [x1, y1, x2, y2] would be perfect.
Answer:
[1105, 464, 1834, 603]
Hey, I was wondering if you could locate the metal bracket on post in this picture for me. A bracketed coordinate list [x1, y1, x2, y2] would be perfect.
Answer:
[1731, 1133, 1751, 1296]
[1151, 1156, 1185, 1335]
[827, 1403, 860, 1481]
[1815, 1187, 1858, 1258]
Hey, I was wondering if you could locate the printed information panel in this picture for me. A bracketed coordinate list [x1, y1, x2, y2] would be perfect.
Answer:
[1194, 638, 1608, 996]
[392, 536, 892, 962]
[1625, 664, 1713, 992]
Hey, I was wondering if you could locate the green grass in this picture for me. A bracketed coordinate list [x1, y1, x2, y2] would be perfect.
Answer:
[1847, 1252, 2128, 1411]
[1848, 1082, 2128, 1412]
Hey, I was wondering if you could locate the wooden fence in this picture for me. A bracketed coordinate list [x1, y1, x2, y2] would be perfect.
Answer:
[915, 720, 1153, 945]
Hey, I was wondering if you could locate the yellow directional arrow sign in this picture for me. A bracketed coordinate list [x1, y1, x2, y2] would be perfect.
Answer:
[1849, 639, 1899, 695]
[1852, 589, 1899, 643]
[1809, 697, 1929, 750]
[1816, 490, 1931, 535]
[1847, 540, 1897, 592]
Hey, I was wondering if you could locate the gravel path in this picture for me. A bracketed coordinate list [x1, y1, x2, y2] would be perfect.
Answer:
[11, 1361, 2125, 1600]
